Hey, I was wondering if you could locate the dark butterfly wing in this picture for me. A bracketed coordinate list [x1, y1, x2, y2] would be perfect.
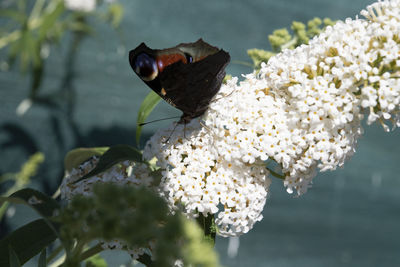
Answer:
[129, 39, 230, 123]
[159, 49, 230, 122]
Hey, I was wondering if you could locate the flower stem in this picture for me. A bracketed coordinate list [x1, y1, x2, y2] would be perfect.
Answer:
[196, 213, 216, 245]
[78, 243, 103, 262]
[267, 167, 285, 180]
[46, 244, 64, 264]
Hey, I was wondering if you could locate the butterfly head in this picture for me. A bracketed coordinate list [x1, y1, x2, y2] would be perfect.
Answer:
[130, 52, 159, 82]
[129, 42, 197, 84]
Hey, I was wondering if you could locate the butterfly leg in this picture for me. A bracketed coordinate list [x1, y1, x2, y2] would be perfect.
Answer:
[183, 122, 191, 141]
[163, 122, 179, 143]
[200, 120, 213, 133]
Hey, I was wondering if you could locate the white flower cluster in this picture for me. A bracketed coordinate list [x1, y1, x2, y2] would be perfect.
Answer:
[143, 0, 400, 236]
[64, 0, 97, 12]
[60, 157, 154, 259]
[63, 0, 117, 12]
[143, 121, 271, 236]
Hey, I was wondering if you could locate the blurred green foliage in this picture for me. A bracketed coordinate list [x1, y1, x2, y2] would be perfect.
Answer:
[0, 152, 44, 220]
[0, 145, 221, 266]
[58, 183, 220, 266]
[0, 182, 220, 266]
[0, 0, 124, 113]
[247, 17, 335, 69]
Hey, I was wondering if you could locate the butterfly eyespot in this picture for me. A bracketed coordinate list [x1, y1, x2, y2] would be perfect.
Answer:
[184, 52, 194, 63]
[132, 53, 158, 81]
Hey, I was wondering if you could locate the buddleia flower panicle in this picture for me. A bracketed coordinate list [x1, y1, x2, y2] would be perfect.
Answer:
[143, 0, 400, 236]
[143, 120, 271, 236]
[62, 0, 400, 238]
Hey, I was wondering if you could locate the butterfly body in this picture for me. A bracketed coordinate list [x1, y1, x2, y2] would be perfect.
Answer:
[129, 39, 230, 124]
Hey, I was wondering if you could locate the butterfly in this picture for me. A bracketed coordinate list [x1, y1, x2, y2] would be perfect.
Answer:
[129, 39, 230, 124]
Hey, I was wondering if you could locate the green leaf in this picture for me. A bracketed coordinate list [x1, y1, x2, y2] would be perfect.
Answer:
[64, 147, 109, 173]
[67, 20, 93, 34]
[38, 249, 46, 267]
[136, 253, 153, 267]
[181, 218, 221, 267]
[0, 189, 61, 241]
[85, 254, 107, 267]
[8, 27, 26, 68]
[8, 24, 41, 71]
[75, 145, 144, 183]
[1, 189, 60, 219]
[17, 0, 26, 12]
[38, 2, 65, 42]
[0, 9, 26, 24]
[136, 91, 161, 146]
[8, 246, 21, 267]
[247, 48, 274, 69]
[107, 3, 124, 28]
[0, 219, 57, 266]
[27, 33, 41, 68]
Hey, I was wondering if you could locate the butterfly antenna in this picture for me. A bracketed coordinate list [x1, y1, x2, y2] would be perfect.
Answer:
[212, 87, 236, 103]
[231, 60, 254, 67]
[139, 116, 180, 126]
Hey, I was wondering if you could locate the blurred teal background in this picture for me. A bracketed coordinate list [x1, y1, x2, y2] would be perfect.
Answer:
[1, 0, 399, 266]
